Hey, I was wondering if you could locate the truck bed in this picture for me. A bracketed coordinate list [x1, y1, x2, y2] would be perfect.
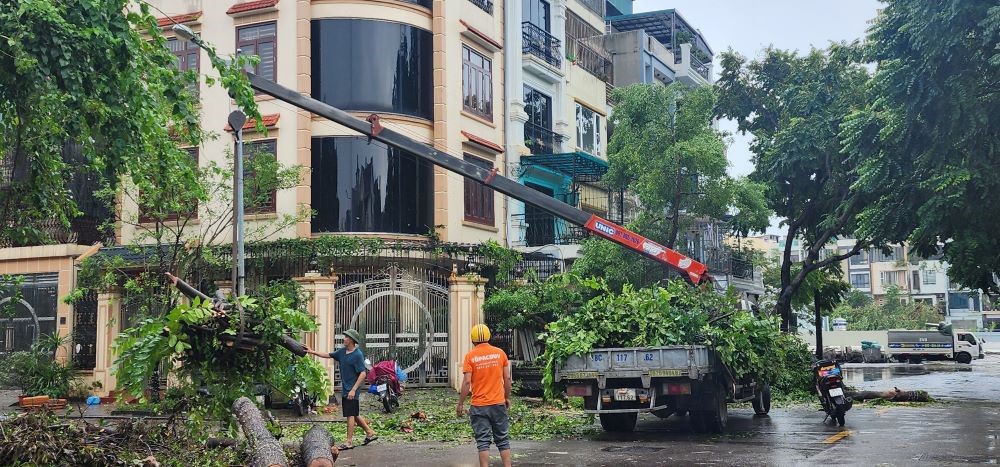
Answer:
[555, 345, 718, 382]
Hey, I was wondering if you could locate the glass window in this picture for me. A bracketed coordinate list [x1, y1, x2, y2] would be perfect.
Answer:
[849, 250, 869, 265]
[850, 273, 870, 289]
[922, 269, 937, 285]
[523, 0, 551, 30]
[236, 22, 277, 82]
[463, 156, 495, 225]
[244, 140, 278, 213]
[462, 46, 493, 120]
[575, 104, 601, 156]
[167, 37, 199, 95]
[312, 19, 433, 120]
[311, 137, 433, 234]
[881, 271, 898, 286]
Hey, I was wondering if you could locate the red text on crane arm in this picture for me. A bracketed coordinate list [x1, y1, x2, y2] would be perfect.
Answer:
[583, 215, 710, 285]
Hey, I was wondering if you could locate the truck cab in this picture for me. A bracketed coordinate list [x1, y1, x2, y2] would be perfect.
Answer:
[955, 331, 985, 360]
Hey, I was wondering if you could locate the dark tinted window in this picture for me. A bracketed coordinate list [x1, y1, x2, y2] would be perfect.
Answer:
[311, 137, 433, 234]
[237, 23, 277, 82]
[312, 19, 433, 120]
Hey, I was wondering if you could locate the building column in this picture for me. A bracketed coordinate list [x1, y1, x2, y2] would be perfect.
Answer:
[92, 287, 120, 396]
[294, 271, 339, 391]
[448, 268, 487, 391]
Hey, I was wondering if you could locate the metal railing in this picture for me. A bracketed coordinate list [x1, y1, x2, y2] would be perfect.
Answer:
[523, 122, 566, 155]
[569, 39, 613, 82]
[731, 255, 755, 280]
[690, 54, 711, 80]
[511, 212, 589, 247]
[467, 0, 493, 14]
[522, 22, 562, 68]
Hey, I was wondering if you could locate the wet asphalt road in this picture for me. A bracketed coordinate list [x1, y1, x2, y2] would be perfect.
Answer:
[343, 356, 1000, 466]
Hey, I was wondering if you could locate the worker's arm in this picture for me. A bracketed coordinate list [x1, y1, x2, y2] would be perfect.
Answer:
[347, 370, 366, 400]
[302, 345, 331, 359]
[503, 363, 513, 409]
[456, 372, 472, 417]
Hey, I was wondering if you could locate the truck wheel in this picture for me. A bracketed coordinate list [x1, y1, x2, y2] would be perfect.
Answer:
[704, 385, 729, 433]
[908, 356, 923, 364]
[599, 413, 637, 432]
[752, 384, 771, 415]
[957, 352, 972, 364]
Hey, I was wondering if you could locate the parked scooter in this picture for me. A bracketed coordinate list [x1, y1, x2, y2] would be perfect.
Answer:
[812, 359, 852, 426]
[366, 359, 405, 413]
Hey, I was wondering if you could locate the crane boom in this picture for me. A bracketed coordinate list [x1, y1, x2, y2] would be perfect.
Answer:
[246, 73, 710, 285]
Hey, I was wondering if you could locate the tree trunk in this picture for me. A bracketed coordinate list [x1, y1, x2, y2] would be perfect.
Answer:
[847, 389, 930, 402]
[301, 425, 338, 467]
[814, 295, 823, 359]
[232, 397, 288, 467]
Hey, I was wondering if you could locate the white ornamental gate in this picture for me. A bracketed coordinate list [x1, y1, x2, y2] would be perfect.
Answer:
[332, 265, 449, 387]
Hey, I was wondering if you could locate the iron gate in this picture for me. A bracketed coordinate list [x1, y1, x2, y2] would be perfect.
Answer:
[332, 264, 449, 388]
[0, 273, 58, 356]
[72, 293, 98, 370]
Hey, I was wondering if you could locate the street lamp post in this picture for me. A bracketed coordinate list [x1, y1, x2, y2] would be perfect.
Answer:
[174, 24, 247, 297]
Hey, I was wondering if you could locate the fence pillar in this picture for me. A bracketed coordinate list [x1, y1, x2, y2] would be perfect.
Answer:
[448, 268, 488, 391]
[91, 287, 120, 396]
[295, 271, 339, 397]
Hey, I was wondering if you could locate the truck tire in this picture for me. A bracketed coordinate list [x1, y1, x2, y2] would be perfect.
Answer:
[752, 384, 771, 416]
[957, 352, 973, 364]
[908, 356, 923, 364]
[599, 413, 637, 432]
[703, 384, 728, 433]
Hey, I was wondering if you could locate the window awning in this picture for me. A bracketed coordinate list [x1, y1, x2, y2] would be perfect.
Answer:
[520, 151, 608, 182]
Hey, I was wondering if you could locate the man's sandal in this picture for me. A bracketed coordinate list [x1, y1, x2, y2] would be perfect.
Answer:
[363, 435, 379, 445]
[338, 444, 354, 450]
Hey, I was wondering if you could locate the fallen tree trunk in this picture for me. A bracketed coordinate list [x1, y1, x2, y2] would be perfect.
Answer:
[232, 397, 288, 467]
[847, 387, 931, 402]
[301, 425, 338, 467]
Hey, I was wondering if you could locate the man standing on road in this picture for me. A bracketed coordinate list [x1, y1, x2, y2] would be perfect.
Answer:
[457, 324, 512, 467]
[305, 328, 378, 450]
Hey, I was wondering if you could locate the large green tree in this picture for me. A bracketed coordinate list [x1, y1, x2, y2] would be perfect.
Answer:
[843, 1, 1000, 293]
[715, 45, 877, 331]
[574, 84, 768, 289]
[0, 0, 259, 246]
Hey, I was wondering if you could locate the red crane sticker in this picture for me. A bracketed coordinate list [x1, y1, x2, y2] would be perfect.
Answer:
[583, 215, 709, 284]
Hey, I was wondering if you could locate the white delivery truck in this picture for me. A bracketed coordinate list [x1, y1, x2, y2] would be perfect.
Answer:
[886, 323, 985, 364]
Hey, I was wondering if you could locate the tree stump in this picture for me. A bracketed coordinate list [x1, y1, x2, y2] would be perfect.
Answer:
[301, 425, 338, 467]
[232, 397, 288, 467]
[847, 387, 931, 402]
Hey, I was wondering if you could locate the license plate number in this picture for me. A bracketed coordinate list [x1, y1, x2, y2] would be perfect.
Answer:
[828, 387, 844, 397]
[377, 384, 387, 392]
[615, 389, 636, 401]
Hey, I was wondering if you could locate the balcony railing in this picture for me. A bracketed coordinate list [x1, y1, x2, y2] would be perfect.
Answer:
[523, 122, 566, 155]
[690, 54, 711, 81]
[522, 22, 562, 68]
[568, 39, 613, 82]
[511, 212, 588, 247]
[467, 0, 493, 14]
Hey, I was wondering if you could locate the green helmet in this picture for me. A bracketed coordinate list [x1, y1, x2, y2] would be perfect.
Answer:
[343, 328, 364, 347]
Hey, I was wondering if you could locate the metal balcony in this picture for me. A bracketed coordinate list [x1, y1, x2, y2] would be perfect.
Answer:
[511, 212, 589, 247]
[522, 22, 562, 68]
[467, 0, 493, 14]
[523, 122, 566, 155]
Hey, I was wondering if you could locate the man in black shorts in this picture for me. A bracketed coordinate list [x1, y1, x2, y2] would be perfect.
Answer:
[305, 328, 377, 450]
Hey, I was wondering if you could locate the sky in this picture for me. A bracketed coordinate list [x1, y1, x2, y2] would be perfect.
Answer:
[632, 0, 882, 233]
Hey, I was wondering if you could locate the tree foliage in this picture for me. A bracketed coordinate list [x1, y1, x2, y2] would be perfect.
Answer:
[0, 0, 259, 246]
[832, 286, 943, 331]
[843, 1, 1000, 293]
[715, 44, 876, 330]
[574, 84, 768, 289]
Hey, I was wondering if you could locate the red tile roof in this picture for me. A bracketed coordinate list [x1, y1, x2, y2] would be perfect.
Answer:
[461, 131, 504, 153]
[225, 113, 280, 131]
[156, 11, 202, 28]
[226, 0, 279, 15]
[459, 20, 503, 50]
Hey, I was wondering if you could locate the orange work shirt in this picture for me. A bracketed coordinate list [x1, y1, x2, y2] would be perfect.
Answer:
[463, 343, 509, 407]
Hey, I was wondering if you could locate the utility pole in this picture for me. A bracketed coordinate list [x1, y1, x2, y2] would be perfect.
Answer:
[228, 110, 247, 297]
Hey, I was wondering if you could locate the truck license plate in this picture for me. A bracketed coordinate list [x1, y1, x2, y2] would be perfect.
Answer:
[615, 389, 636, 401]
[828, 387, 844, 397]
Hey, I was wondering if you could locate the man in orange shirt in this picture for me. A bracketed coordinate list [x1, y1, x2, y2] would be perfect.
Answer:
[456, 324, 512, 467]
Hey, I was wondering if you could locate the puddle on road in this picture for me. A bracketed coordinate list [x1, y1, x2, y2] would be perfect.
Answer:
[842, 366, 929, 384]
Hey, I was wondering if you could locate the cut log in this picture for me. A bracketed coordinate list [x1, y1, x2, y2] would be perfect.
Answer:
[301, 425, 338, 467]
[847, 387, 931, 402]
[232, 397, 288, 467]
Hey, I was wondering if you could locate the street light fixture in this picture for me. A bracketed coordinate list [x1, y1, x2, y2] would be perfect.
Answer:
[173, 24, 246, 297]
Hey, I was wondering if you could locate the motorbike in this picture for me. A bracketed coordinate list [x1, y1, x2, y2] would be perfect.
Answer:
[812, 359, 852, 426]
[366, 359, 405, 413]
